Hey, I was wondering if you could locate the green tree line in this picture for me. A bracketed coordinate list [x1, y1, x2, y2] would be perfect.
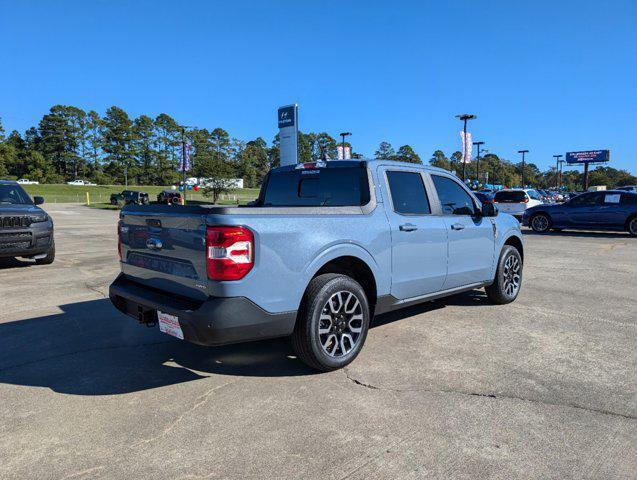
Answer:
[0, 106, 423, 188]
[428, 150, 636, 190]
[0, 106, 634, 191]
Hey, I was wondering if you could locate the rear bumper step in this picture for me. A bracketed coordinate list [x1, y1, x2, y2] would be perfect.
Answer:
[109, 274, 296, 346]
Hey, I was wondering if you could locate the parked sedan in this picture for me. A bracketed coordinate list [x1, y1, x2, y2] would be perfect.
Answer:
[67, 179, 97, 186]
[523, 190, 637, 236]
[16, 179, 40, 185]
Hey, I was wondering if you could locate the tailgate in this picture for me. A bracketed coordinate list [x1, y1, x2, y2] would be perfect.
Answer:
[119, 208, 209, 300]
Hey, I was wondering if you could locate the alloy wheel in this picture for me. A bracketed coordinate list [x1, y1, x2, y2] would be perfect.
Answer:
[502, 254, 521, 297]
[532, 214, 549, 232]
[318, 291, 364, 357]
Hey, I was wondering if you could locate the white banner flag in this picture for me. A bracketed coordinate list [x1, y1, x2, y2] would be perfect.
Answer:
[460, 131, 473, 163]
[337, 145, 344, 160]
[344, 146, 351, 159]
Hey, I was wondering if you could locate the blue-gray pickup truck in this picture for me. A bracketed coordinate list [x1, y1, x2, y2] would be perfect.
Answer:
[110, 160, 524, 371]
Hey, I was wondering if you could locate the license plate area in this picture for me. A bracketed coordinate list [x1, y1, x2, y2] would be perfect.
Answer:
[158, 311, 184, 340]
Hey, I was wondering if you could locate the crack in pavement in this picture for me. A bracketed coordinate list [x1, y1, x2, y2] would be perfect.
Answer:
[84, 281, 108, 298]
[342, 368, 636, 421]
[0, 339, 174, 373]
[59, 465, 105, 480]
[129, 379, 238, 449]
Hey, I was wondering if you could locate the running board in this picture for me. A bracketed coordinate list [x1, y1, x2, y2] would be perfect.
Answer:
[375, 282, 488, 316]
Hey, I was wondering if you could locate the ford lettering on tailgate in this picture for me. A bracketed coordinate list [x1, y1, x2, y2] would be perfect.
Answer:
[127, 252, 198, 279]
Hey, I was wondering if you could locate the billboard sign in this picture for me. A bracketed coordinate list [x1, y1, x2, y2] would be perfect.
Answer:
[565, 150, 610, 164]
[278, 104, 298, 166]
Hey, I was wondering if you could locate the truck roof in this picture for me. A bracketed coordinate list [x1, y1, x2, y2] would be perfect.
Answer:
[272, 159, 455, 176]
[0, 179, 18, 185]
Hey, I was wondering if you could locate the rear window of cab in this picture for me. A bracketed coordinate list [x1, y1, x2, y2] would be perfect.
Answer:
[260, 165, 370, 207]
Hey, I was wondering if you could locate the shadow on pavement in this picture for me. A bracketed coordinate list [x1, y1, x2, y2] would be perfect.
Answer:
[0, 290, 488, 396]
[0, 257, 36, 270]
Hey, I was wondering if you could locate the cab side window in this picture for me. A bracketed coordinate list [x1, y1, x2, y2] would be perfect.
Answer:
[431, 175, 477, 216]
[386, 171, 431, 215]
[570, 193, 604, 207]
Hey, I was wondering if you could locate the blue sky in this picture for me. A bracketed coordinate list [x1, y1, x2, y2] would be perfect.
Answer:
[1, 0, 635, 173]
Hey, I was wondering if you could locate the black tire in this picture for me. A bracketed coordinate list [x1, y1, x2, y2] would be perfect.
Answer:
[35, 244, 55, 265]
[530, 213, 551, 233]
[291, 273, 370, 372]
[485, 245, 522, 305]
[627, 215, 637, 237]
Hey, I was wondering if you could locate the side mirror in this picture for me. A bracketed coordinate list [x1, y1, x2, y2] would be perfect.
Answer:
[481, 201, 498, 217]
[33, 196, 45, 206]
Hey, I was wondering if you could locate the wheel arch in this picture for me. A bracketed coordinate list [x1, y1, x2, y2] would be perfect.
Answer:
[304, 254, 379, 316]
[625, 213, 637, 231]
[503, 234, 524, 263]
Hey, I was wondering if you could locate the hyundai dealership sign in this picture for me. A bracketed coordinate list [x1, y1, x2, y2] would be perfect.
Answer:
[566, 150, 610, 164]
[278, 104, 298, 166]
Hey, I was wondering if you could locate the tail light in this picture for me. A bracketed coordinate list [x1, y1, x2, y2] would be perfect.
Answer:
[206, 226, 254, 281]
[117, 222, 122, 260]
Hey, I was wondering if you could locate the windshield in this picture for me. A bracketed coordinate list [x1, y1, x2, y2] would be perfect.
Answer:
[0, 184, 33, 205]
[259, 165, 370, 207]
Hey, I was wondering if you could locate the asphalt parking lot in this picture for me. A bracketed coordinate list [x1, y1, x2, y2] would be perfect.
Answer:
[0, 204, 635, 479]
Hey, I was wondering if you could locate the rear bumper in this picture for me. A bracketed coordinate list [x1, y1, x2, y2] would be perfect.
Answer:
[108, 274, 297, 346]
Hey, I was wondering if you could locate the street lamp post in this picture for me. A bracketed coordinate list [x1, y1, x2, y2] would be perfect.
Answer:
[339, 132, 352, 160]
[473, 141, 484, 186]
[455, 114, 476, 182]
[518, 150, 529, 187]
[553, 154, 563, 189]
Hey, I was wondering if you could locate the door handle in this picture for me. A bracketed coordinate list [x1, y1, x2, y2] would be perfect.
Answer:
[399, 223, 418, 232]
[451, 223, 465, 230]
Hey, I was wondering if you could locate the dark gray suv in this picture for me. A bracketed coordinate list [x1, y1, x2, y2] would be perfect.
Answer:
[0, 180, 55, 265]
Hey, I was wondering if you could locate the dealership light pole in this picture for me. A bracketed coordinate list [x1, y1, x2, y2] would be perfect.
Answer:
[339, 132, 352, 160]
[518, 150, 529, 187]
[455, 114, 476, 182]
[553, 154, 563, 189]
[473, 141, 484, 186]
[558, 157, 565, 190]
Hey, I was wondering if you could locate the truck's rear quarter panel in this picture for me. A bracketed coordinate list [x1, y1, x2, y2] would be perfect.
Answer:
[205, 209, 391, 313]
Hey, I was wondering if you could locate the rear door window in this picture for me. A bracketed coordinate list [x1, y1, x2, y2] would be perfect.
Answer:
[431, 175, 477, 216]
[386, 171, 431, 215]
